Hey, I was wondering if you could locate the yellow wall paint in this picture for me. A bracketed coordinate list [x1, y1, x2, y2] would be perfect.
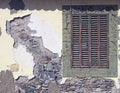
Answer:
[0, 10, 32, 78]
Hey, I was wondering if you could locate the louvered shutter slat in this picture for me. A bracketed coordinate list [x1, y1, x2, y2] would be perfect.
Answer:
[100, 15, 109, 67]
[72, 14, 80, 67]
[91, 15, 99, 66]
[71, 13, 109, 68]
[81, 15, 90, 66]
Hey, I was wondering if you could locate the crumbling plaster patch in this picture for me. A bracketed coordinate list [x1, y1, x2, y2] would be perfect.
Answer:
[0, 9, 32, 73]
[6, 13, 62, 79]
[7, 63, 19, 72]
[0, 7, 62, 79]
[28, 13, 62, 56]
[6, 14, 35, 78]
[13, 44, 34, 77]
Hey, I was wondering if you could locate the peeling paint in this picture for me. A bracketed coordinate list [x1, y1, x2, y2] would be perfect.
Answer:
[6, 13, 61, 79]
[8, 63, 19, 72]
[13, 44, 34, 76]
[28, 13, 62, 56]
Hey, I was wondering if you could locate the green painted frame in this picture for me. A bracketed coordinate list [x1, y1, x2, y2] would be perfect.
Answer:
[62, 9, 118, 77]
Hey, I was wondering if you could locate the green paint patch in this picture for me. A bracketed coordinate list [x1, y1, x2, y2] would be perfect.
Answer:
[62, 9, 118, 77]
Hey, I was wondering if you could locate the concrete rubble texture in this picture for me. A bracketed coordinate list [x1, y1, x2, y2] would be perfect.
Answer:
[0, 70, 119, 93]
[0, 70, 15, 93]
[48, 81, 61, 93]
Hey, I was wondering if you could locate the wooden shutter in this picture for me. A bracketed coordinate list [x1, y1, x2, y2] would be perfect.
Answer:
[71, 14, 80, 67]
[71, 13, 109, 68]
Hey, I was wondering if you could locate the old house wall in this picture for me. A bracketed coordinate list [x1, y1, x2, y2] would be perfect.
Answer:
[0, 0, 120, 90]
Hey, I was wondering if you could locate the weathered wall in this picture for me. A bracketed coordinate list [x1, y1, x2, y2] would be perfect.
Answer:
[0, 0, 120, 89]
[0, 0, 63, 79]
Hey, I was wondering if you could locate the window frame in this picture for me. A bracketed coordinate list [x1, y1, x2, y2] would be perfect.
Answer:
[62, 5, 118, 77]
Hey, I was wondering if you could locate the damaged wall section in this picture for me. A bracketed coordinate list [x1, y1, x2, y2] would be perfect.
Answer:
[6, 13, 62, 92]
[6, 14, 61, 80]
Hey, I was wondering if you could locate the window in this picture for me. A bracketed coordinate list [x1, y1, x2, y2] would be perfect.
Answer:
[62, 5, 118, 77]
[72, 14, 109, 68]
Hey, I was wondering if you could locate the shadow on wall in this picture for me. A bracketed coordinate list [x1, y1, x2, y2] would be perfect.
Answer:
[9, 0, 25, 10]
[118, 16, 120, 25]
[0, 0, 62, 10]
[0, 30, 1, 36]
[0, 0, 120, 11]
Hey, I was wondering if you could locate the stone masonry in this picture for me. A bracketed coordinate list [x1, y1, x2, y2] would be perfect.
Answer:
[5, 14, 120, 93]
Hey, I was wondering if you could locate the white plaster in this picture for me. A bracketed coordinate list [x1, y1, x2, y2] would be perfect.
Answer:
[28, 13, 62, 56]
[111, 78, 120, 89]
[13, 44, 34, 79]
[60, 78, 68, 84]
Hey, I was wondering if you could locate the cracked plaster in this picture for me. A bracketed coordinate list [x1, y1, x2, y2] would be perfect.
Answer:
[6, 13, 62, 79]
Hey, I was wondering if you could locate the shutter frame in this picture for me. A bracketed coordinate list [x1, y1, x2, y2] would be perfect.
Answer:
[71, 13, 109, 68]
[62, 5, 118, 77]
